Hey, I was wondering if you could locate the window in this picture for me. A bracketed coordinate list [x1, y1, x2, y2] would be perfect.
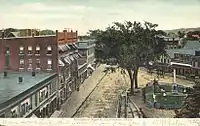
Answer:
[35, 46, 40, 56]
[19, 59, 25, 69]
[28, 59, 32, 70]
[20, 104, 25, 116]
[11, 110, 17, 118]
[39, 87, 48, 102]
[47, 59, 52, 70]
[28, 46, 32, 55]
[80, 51, 87, 56]
[5, 46, 10, 67]
[35, 94, 38, 107]
[36, 59, 40, 69]
[47, 46, 52, 55]
[60, 75, 64, 84]
[5, 46, 10, 55]
[19, 46, 24, 55]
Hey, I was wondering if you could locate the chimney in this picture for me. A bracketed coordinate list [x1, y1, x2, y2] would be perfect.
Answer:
[28, 29, 32, 36]
[32, 29, 35, 37]
[32, 71, 36, 77]
[18, 77, 23, 83]
[2, 29, 4, 39]
[3, 71, 7, 78]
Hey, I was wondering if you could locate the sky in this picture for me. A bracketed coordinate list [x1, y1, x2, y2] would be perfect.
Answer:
[0, 0, 200, 35]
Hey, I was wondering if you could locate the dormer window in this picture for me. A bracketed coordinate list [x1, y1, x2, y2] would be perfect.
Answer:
[35, 46, 40, 56]
[28, 46, 32, 55]
[19, 46, 24, 55]
[47, 46, 52, 56]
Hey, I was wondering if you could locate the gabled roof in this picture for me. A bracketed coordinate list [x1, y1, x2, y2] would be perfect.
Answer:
[166, 40, 200, 58]
[183, 40, 200, 49]
[7, 32, 20, 37]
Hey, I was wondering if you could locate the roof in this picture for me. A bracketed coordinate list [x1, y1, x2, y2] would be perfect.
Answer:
[0, 72, 56, 108]
[170, 62, 192, 67]
[77, 39, 96, 49]
[7, 32, 20, 37]
[166, 40, 200, 58]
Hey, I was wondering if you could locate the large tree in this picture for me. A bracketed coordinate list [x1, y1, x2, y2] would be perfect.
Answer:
[89, 21, 166, 94]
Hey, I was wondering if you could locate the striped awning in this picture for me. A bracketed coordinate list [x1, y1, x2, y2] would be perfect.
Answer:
[69, 55, 74, 61]
[59, 59, 65, 66]
[64, 56, 71, 64]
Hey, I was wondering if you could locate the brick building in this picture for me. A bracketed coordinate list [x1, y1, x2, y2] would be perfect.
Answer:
[55, 29, 88, 110]
[0, 29, 94, 118]
[57, 29, 78, 44]
[0, 32, 58, 73]
[0, 30, 59, 118]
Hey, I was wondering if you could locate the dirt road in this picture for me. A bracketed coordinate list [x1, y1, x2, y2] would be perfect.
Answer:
[73, 67, 193, 118]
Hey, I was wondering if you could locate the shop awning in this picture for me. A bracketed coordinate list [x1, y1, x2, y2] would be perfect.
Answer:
[64, 56, 71, 64]
[30, 114, 38, 118]
[69, 55, 74, 61]
[59, 59, 65, 66]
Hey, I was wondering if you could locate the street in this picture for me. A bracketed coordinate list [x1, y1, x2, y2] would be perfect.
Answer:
[72, 67, 193, 118]
[74, 69, 128, 118]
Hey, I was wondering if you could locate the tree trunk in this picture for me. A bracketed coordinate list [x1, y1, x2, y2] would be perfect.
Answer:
[127, 69, 134, 95]
[134, 67, 139, 89]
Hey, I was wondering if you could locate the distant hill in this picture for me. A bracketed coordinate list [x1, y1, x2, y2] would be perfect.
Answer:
[164, 27, 200, 34]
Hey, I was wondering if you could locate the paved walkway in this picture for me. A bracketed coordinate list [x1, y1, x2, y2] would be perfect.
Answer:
[58, 64, 107, 117]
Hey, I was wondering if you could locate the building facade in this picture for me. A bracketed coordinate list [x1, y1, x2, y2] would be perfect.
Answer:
[155, 40, 200, 79]
[56, 30, 88, 109]
[0, 72, 58, 118]
[0, 33, 58, 73]
[77, 39, 96, 76]
[0, 30, 59, 118]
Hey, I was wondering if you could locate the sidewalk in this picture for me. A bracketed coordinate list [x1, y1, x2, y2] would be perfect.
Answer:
[58, 64, 107, 117]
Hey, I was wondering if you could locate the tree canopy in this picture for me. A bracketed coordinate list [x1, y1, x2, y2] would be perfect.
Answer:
[40, 29, 56, 35]
[89, 21, 166, 93]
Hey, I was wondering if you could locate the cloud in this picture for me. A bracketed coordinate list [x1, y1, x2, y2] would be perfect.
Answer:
[0, 0, 200, 35]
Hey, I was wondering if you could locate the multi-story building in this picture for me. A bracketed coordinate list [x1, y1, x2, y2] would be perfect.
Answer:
[0, 72, 58, 118]
[77, 39, 96, 76]
[0, 30, 59, 118]
[157, 35, 181, 49]
[0, 31, 58, 73]
[156, 40, 200, 78]
[56, 30, 88, 109]
[0, 29, 94, 118]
